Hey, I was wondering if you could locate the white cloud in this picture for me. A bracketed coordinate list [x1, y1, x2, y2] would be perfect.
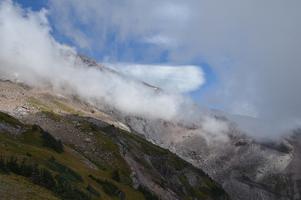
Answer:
[47, 0, 301, 135]
[1, 0, 300, 137]
[0, 0, 199, 121]
[106, 63, 205, 93]
[201, 116, 230, 144]
[144, 35, 177, 47]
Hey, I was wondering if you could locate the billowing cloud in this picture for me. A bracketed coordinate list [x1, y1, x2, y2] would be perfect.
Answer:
[48, 0, 301, 136]
[106, 63, 205, 93]
[0, 0, 200, 121]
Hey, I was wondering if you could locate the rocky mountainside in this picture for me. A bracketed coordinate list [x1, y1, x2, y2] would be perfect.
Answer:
[122, 113, 300, 200]
[0, 80, 229, 200]
[2, 56, 301, 200]
[79, 57, 300, 200]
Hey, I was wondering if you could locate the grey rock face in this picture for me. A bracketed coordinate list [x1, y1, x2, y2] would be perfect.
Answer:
[123, 115, 300, 200]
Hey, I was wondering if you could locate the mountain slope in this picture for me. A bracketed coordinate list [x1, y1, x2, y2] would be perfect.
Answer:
[0, 80, 229, 200]
[123, 113, 300, 200]
[2, 54, 300, 200]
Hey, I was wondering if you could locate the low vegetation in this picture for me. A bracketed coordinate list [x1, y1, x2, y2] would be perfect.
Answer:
[0, 111, 229, 200]
[89, 174, 125, 198]
[0, 155, 90, 200]
[0, 111, 22, 127]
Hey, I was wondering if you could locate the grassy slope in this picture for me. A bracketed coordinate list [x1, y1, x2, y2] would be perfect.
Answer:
[0, 102, 229, 200]
[0, 112, 144, 200]
[0, 174, 59, 200]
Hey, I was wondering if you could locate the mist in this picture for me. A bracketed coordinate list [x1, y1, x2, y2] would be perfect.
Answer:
[48, 0, 301, 138]
[1, 0, 300, 139]
[0, 0, 204, 121]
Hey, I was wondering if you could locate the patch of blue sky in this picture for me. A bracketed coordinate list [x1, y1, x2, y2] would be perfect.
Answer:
[14, 0, 48, 11]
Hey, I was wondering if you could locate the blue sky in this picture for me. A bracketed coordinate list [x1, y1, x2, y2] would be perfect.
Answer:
[13, 0, 217, 104]
[15, 0, 48, 11]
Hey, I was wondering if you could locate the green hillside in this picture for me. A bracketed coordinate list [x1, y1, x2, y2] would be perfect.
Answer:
[0, 111, 229, 200]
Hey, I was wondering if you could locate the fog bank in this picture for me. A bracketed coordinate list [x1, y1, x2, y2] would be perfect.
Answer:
[0, 0, 204, 121]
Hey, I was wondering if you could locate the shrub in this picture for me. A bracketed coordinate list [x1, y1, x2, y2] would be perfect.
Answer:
[41, 130, 64, 153]
[47, 157, 83, 182]
[89, 174, 124, 197]
[86, 184, 100, 197]
[111, 170, 120, 182]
